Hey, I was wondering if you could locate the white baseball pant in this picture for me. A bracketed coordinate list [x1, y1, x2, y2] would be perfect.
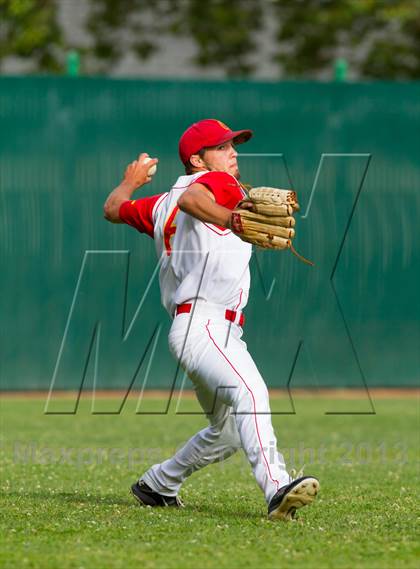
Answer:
[142, 302, 290, 503]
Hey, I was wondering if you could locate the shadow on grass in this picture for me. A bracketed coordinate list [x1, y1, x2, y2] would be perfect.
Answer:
[4, 490, 132, 506]
[4, 490, 263, 519]
[4, 489, 264, 521]
[187, 501, 263, 521]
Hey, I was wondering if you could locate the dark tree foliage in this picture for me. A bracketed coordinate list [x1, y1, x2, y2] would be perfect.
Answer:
[272, 0, 420, 79]
[85, 0, 165, 67]
[1, 0, 420, 78]
[84, 0, 262, 76]
[0, 0, 62, 72]
[173, 0, 263, 76]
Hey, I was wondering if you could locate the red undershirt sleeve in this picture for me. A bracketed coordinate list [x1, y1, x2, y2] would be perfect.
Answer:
[119, 194, 164, 238]
[195, 172, 245, 211]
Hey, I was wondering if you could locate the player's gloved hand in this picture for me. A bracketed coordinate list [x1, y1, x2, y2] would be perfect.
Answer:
[229, 187, 296, 250]
[123, 153, 158, 190]
[229, 187, 313, 264]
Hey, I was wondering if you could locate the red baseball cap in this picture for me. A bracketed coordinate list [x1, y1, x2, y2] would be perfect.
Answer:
[179, 119, 253, 165]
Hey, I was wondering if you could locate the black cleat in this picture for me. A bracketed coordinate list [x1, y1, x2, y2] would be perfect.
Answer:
[131, 480, 184, 508]
[268, 476, 320, 521]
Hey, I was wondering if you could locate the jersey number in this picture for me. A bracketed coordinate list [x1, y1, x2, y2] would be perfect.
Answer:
[163, 206, 179, 256]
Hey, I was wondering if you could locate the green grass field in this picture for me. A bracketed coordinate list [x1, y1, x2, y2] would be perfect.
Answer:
[1, 394, 419, 569]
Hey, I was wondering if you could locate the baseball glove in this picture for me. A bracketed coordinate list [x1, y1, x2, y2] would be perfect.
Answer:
[230, 186, 313, 265]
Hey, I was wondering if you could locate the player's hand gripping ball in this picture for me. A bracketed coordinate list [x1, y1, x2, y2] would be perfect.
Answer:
[142, 156, 157, 176]
[124, 153, 158, 189]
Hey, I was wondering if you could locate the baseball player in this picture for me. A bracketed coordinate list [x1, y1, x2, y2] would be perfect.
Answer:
[103, 119, 319, 520]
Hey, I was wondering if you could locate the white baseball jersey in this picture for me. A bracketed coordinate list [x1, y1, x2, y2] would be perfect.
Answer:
[119, 171, 252, 317]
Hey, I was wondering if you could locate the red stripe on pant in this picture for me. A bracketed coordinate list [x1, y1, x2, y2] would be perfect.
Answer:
[204, 319, 280, 491]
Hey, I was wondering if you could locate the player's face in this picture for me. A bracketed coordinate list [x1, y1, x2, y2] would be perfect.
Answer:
[202, 141, 240, 178]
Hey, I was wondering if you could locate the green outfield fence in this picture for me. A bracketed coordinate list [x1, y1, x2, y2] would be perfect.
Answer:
[0, 77, 419, 391]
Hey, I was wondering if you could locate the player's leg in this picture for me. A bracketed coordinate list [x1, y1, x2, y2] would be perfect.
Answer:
[162, 314, 290, 503]
[136, 315, 309, 508]
[197, 320, 320, 517]
[197, 319, 291, 503]
[140, 383, 241, 497]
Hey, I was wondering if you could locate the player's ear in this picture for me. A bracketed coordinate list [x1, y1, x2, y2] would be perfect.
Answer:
[189, 153, 206, 169]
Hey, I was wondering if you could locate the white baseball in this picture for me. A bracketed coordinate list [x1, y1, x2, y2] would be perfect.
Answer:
[143, 156, 157, 176]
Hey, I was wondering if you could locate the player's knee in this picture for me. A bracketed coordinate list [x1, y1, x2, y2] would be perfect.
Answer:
[233, 383, 270, 414]
[254, 384, 270, 408]
[222, 415, 241, 448]
[205, 422, 225, 441]
[209, 415, 241, 449]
